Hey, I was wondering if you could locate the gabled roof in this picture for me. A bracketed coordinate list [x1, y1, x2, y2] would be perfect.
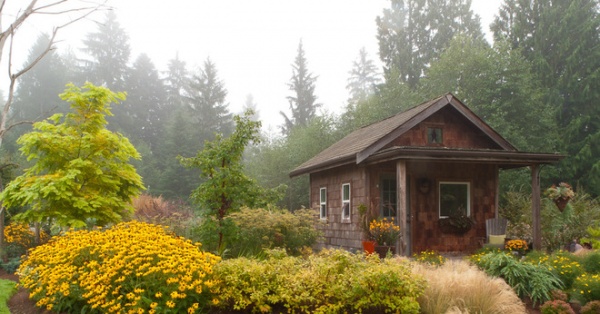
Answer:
[290, 93, 563, 177]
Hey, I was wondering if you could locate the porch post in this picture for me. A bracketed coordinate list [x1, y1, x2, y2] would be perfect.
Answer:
[396, 160, 407, 256]
[531, 164, 542, 251]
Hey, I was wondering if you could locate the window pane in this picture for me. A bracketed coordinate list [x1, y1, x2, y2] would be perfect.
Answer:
[342, 184, 350, 201]
[440, 183, 469, 217]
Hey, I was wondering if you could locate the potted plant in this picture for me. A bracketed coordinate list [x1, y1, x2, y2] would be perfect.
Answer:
[369, 217, 401, 257]
[438, 206, 474, 234]
[545, 182, 575, 211]
[358, 204, 376, 254]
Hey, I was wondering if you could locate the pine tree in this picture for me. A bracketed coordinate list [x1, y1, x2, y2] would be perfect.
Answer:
[164, 53, 189, 109]
[346, 47, 382, 107]
[184, 58, 233, 140]
[492, 0, 600, 195]
[280, 40, 320, 135]
[79, 11, 131, 90]
[377, 0, 483, 88]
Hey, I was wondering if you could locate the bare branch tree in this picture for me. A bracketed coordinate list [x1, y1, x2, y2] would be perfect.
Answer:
[0, 0, 109, 148]
[0, 0, 108, 256]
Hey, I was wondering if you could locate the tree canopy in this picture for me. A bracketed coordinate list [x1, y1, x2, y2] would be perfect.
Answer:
[1, 83, 145, 228]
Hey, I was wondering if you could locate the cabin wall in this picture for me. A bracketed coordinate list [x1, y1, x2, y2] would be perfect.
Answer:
[388, 107, 501, 149]
[408, 161, 497, 253]
[310, 164, 368, 250]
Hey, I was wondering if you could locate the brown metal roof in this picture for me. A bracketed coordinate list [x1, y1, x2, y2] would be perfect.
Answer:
[289, 93, 563, 177]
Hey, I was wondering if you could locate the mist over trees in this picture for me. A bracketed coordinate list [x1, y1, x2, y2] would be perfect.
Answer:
[3, 0, 600, 210]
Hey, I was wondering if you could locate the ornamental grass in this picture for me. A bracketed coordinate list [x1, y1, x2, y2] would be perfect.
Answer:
[413, 259, 527, 314]
[18, 221, 220, 314]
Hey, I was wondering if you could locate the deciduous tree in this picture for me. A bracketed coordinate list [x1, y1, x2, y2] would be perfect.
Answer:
[1, 83, 145, 228]
[180, 111, 284, 251]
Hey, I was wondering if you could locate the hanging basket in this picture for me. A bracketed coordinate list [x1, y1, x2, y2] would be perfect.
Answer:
[554, 197, 570, 211]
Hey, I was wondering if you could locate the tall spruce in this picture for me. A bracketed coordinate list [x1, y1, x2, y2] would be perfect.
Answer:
[492, 0, 600, 195]
[346, 47, 381, 107]
[280, 40, 320, 135]
[184, 58, 233, 140]
[377, 0, 483, 89]
[79, 10, 131, 90]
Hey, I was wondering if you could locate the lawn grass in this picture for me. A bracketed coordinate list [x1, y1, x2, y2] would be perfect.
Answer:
[0, 279, 17, 314]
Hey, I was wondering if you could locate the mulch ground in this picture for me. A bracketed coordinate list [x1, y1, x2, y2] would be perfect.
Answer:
[0, 270, 52, 314]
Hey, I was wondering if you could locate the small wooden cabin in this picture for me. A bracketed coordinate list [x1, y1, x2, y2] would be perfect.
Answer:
[290, 94, 563, 255]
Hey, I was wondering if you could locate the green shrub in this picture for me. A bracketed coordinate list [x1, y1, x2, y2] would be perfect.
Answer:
[228, 207, 321, 257]
[545, 251, 583, 290]
[581, 251, 600, 274]
[0, 257, 20, 274]
[572, 273, 600, 304]
[540, 300, 575, 314]
[212, 249, 425, 313]
[474, 251, 563, 307]
[581, 300, 600, 314]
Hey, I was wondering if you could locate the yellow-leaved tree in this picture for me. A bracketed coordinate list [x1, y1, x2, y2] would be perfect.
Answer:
[0, 82, 144, 228]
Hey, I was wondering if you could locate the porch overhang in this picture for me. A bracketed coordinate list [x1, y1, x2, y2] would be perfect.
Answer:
[363, 146, 565, 168]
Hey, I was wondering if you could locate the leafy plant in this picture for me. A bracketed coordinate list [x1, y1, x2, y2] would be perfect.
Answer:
[572, 273, 600, 304]
[581, 251, 600, 274]
[545, 183, 575, 201]
[474, 251, 563, 307]
[212, 248, 425, 313]
[580, 300, 600, 314]
[540, 299, 575, 314]
[18, 221, 221, 313]
[180, 110, 285, 252]
[0, 83, 145, 228]
[369, 217, 401, 245]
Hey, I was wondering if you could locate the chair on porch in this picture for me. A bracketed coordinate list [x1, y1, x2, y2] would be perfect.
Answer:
[483, 217, 508, 249]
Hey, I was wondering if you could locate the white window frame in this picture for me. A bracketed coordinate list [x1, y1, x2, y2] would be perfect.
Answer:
[341, 183, 351, 221]
[439, 181, 470, 218]
[319, 187, 327, 220]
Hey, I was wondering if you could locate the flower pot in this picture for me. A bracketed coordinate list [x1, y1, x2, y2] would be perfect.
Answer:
[375, 245, 395, 258]
[362, 240, 376, 254]
[554, 197, 570, 211]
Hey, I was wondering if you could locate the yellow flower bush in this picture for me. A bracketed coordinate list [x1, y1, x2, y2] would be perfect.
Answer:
[4, 222, 49, 248]
[369, 218, 401, 246]
[505, 239, 528, 253]
[18, 221, 220, 313]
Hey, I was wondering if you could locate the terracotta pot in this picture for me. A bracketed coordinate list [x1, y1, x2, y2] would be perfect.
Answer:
[375, 245, 395, 258]
[362, 240, 376, 254]
[554, 197, 570, 211]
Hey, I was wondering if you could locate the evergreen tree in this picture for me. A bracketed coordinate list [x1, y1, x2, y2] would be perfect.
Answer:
[122, 53, 167, 148]
[280, 40, 320, 135]
[241, 94, 260, 122]
[492, 0, 600, 195]
[377, 0, 483, 89]
[153, 108, 199, 200]
[346, 47, 381, 107]
[10, 34, 69, 145]
[79, 11, 131, 90]
[163, 53, 189, 110]
[184, 58, 233, 139]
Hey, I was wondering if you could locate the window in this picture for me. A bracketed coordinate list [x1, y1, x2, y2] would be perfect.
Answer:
[427, 127, 443, 144]
[342, 183, 351, 220]
[439, 182, 470, 218]
[319, 187, 327, 219]
[380, 176, 397, 218]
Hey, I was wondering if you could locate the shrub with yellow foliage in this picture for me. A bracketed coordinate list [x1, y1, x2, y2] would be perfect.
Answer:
[18, 221, 220, 313]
